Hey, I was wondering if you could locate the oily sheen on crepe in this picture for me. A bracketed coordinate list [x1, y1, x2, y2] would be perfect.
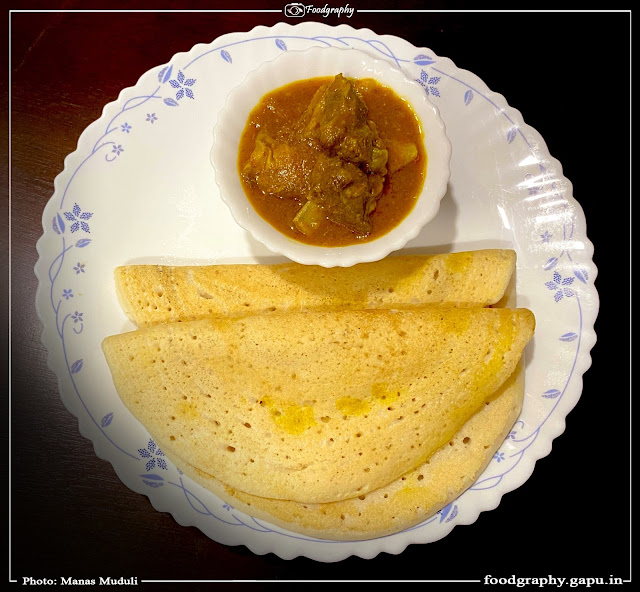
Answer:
[102, 307, 534, 504]
[114, 249, 516, 327]
[155, 364, 524, 541]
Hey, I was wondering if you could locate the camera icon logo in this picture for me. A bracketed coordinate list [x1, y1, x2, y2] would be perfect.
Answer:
[284, 3, 306, 17]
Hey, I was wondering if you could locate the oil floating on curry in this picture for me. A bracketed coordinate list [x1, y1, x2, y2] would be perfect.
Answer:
[238, 74, 427, 246]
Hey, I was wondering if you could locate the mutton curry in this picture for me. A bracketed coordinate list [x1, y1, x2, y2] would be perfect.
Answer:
[238, 74, 426, 247]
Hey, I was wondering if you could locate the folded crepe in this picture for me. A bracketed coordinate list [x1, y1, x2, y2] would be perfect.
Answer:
[157, 364, 524, 541]
[114, 249, 516, 327]
[102, 306, 534, 504]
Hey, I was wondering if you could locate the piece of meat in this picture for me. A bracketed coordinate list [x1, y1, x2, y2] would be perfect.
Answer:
[308, 153, 384, 235]
[296, 74, 388, 175]
[242, 75, 390, 235]
[242, 131, 315, 199]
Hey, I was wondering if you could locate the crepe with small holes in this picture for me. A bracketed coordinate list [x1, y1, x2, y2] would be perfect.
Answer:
[156, 363, 523, 541]
[101, 306, 534, 504]
[156, 280, 524, 541]
[114, 249, 516, 328]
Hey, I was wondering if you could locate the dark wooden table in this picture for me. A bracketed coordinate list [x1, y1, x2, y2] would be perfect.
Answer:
[9, 4, 630, 587]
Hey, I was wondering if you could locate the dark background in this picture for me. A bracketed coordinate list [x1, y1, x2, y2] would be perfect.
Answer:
[8, 2, 631, 588]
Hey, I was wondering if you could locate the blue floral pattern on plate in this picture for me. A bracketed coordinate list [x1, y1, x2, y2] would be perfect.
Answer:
[35, 22, 598, 561]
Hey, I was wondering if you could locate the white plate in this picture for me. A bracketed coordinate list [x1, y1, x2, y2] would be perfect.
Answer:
[34, 21, 598, 562]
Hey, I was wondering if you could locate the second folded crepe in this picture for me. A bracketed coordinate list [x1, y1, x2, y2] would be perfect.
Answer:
[102, 306, 534, 504]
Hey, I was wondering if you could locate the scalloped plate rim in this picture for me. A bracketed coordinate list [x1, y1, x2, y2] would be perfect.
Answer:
[33, 21, 599, 563]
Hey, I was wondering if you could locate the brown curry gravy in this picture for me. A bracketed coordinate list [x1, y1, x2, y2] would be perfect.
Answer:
[237, 77, 426, 247]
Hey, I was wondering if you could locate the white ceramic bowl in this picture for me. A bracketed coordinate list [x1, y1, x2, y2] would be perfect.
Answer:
[210, 46, 451, 267]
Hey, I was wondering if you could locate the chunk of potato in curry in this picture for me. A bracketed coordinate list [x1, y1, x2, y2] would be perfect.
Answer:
[238, 75, 426, 247]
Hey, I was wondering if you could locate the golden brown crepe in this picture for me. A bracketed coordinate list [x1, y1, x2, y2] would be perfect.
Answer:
[114, 250, 516, 327]
[102, 306, 534, 504]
